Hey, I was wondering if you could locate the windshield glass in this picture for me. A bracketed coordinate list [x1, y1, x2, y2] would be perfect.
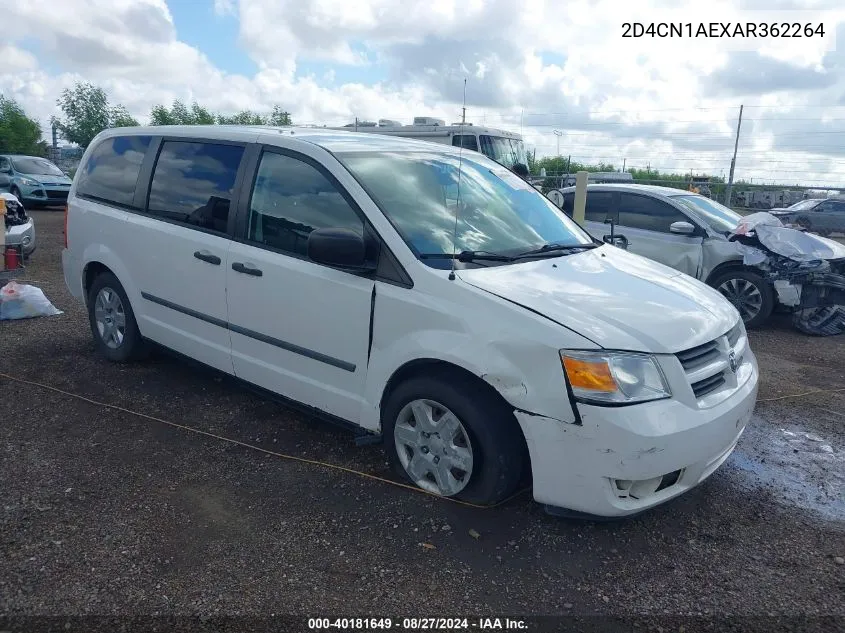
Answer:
[338, 150, 593, 267]
[672, 195, 743, 234]
[479, 135, 527, 169]
[788, 199, 821, 211]
[11, 157, 64, 177]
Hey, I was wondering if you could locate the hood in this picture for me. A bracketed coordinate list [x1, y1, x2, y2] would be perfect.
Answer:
[732, 211, 845, 262]
[457, 245, 739, 354]
[21, 172, 72, 185]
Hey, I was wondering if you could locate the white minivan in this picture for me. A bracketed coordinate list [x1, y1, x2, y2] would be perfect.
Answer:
[62, 126, 759, 518]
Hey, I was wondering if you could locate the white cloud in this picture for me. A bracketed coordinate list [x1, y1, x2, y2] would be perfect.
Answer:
[1, 0, 845, 186]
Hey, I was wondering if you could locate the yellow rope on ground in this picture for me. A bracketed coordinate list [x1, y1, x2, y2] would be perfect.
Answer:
[757, 387, 845, 402]
[0, 371, 528, 511]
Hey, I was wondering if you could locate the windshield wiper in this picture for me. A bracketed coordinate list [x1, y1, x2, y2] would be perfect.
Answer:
[419, 250, 515, 262]
[514, 242, 598, 259]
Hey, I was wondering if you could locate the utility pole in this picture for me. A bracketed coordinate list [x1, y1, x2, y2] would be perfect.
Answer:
[355, 117, 358, 133]
[553, 129, 562, 157]
[461, 106, 466, 125]
[622, 158, 626, 173]
[724, 104, 743, 206]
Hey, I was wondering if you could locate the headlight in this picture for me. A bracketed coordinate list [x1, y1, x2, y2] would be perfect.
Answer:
[19, 177, 39, 186]
[560, 350, 671, 405]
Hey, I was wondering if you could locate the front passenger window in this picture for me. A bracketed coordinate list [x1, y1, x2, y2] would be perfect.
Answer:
[617, 194, 690, 233]
[247, 152, 364, 258]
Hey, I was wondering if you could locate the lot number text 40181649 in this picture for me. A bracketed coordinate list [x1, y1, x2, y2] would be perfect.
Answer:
[307, 618, 528, 630]
[622, 22, 825, 38]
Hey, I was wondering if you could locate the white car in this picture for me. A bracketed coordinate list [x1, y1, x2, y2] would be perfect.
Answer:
[61, 126, 759, 518]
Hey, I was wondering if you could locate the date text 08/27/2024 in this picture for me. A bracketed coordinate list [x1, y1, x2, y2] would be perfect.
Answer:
[622, 22, 825, 38]
[308, 618, 528, 630]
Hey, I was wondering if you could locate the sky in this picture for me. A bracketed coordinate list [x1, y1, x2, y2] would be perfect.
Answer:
[2, 0, 845, 187]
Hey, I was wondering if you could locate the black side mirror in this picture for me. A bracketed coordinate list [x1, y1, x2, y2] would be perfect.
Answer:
[511, 163, 529, 179]
[307, 228, 375, 271]
[605, 235, 629, 249]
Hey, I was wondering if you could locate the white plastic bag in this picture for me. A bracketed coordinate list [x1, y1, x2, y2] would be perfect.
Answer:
[0, 281, 63, 321]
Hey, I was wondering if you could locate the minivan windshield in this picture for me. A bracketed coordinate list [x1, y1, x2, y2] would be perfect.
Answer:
[672, 195, 743, 234]
[479, 135, 527, 169]
[339, 150, 593, 267]
[11, 157, 64, 177]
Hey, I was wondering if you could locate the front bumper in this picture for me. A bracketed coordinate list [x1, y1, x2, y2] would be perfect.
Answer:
[4, 219, 36, 256]
[515, 352, 759, 518]
[20, 185, 70, 205]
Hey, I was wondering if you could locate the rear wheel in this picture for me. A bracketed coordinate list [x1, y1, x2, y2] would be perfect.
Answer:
[87, 272, 145, 362]
[711, 269, 774, 328]
[382, 372, 524, 505]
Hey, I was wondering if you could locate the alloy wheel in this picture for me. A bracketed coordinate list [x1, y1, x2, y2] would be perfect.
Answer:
[718, 277, 764, 323]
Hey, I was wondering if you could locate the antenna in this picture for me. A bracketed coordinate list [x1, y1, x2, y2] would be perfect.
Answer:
[448, 78, 467, 282]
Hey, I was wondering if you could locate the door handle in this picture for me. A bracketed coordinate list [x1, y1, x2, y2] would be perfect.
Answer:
[232, 262, 263, 277]
[194, 250, 221, 265]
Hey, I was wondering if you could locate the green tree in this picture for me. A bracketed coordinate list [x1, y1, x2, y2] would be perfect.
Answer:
[217, 110, 266, 125]
[268, 105, 292, 126]
[149, 100, 293, 127]
[51, 82, 138, 148]
[0, 95, 46, 156]
[149, 100, 215, 126]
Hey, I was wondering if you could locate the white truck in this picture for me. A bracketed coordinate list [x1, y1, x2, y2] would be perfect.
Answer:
[326, 117, 529, 175]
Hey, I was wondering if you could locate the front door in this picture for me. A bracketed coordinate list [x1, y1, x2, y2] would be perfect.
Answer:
[226, 148, 375, 423]
[614, 192, 704, 278]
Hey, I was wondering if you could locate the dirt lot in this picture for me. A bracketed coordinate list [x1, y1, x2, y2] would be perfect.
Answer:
[1, 210, 844, 626]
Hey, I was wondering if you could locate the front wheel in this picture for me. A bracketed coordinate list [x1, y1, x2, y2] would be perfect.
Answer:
[382, 372, 525, 505]
[711, 270, 774, 328]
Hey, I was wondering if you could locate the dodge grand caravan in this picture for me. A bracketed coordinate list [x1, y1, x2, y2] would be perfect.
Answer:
[62, 126, 759, 518]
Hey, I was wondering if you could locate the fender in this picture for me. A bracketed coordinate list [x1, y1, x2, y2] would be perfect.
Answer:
[359, 327, 581, 432]
[81, 243, 139, 310]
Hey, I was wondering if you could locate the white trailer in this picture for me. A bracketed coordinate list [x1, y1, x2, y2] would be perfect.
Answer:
[326, 117, 528, 172]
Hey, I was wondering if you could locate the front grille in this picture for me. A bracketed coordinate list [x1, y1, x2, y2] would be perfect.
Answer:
[676, 322, 746, 403]
[676, 339, 720, 371]
[727, 323, 742, 347]
[691, 371, 726, 398]
[46, 190, 68, 200]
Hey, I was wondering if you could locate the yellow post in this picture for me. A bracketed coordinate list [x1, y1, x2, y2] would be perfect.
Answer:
[572, 171, 588, 225]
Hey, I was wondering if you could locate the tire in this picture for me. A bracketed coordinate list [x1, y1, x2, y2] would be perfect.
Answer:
[792, 306, 845, 336]
[710, 269, 774, 329]
[796, 216, 811, 230]
[87, 272, 145, 362]
[382, 371, 525, 506]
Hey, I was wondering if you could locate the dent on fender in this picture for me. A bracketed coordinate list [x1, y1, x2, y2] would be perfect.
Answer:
[482, 373, 576, 425]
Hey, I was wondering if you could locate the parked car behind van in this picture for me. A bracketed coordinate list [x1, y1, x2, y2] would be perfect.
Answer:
[62, 126, 758, 519]
[771, 196, 845, 237]
[0, 154, 72, 207]
[552, 184, 845, 331]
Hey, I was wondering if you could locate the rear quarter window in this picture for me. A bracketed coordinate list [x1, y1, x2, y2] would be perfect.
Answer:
[76, 136, 153, 207]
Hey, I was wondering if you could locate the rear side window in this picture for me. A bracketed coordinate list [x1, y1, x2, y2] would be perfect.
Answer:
[147, 141, 244, 233]
[76, 135, 152, 207]
[617, 193, 689, 233]
[246, 151, 364, 257]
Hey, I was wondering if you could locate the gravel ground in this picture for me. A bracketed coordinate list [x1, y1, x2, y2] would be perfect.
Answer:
[1, 210, 844, 627]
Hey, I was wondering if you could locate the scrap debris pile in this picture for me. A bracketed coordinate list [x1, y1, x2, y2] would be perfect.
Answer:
[732, 212, 845, 336]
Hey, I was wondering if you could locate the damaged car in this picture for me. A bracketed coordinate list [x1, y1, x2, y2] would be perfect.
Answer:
[1, 190, 35, 259]
[554, 184, 845, 334]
